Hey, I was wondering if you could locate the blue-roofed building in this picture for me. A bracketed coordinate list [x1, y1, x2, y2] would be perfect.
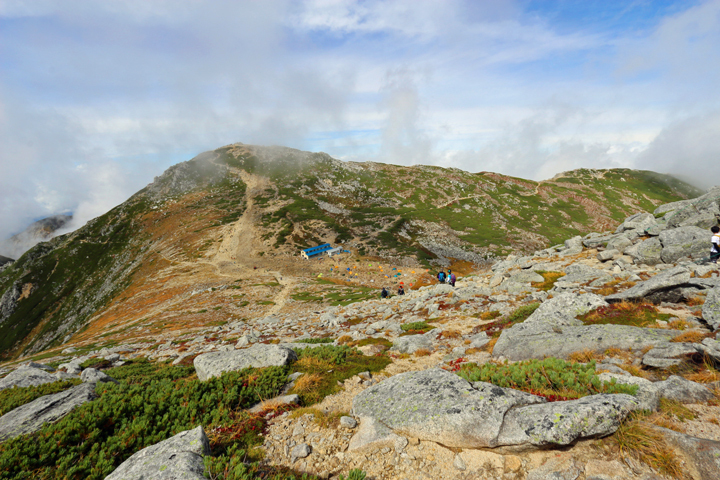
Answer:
[300, 243, 333, 259]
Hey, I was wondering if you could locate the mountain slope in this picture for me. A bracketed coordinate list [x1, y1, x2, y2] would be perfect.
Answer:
[0, 143, 702, 359]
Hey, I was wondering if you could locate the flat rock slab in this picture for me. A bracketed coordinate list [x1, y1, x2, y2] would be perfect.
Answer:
[105, 426, 210, 480]
[653, 375, 715, 403]
[496, 394, 638, 449]
[389, 329, 438, 354]
[0, 366, 59, 391]
[653, 426, 720, 480]
[194, 344, 297, 381]
[702, 285, 720, 331]
[493, 323, 679, 361]
[0, 383, 97, 442]
[605, 266, 690, 303]
[352, 369, 636, 451]
[659, 227, 709, 263]
[642, 343, 699, 368]
[352, 369, 544, 449]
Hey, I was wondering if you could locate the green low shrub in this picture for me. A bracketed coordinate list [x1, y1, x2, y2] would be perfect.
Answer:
[0, 361, 287, 479]
[294, 337, 335, 344]
[457, 358, 638, 400]
[296, 345, 355, 365]
[475, 303, 540, 338]
[0, 379, 81, 416]
[400, 321, 433, 335]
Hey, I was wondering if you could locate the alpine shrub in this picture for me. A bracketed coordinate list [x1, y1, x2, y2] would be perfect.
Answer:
[457, 358, 637, 400]
[0, 379, 81, 416]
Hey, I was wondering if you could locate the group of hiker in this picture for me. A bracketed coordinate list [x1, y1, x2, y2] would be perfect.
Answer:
[381, 285, 404, 299]
[436, 269, 456, 286]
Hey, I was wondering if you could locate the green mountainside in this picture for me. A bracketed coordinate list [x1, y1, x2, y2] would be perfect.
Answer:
[0, 143, 703, 359]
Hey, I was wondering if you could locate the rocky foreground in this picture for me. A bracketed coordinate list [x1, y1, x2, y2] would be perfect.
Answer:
[1, 188, 720, 479]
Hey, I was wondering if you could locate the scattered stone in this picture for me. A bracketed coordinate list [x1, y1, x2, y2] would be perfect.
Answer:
[653, 375, 715, 403]
[339, 416, 357, 429]
[702, 285, 720, 331]
[642, 343, 698, 368]
[659, 227, 709, 264]
[80, 368, 118, 384]
[105, 426, 210, 480]
[194, 344, 297, 381]
[605, 266, 691, 303]
[526, 458, 583, 480]
[0, 383, 97, 442]
[291, 443, 311, 462]
[389, 329, 437, 354]
[0, 366, 59, 392]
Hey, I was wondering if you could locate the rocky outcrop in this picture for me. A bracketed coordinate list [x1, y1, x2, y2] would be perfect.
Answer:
[605, 266, 691, 303]
[80, 368, 118, 384]
[389, 329, 438, 354]
[625, 237, 663, 266]
[194, 344, 297, 381]
[492, 293, 678, 361]
[351, 369, 635, 452]
[654, 427, 720, 480]
[659, 227, 710, 263]
[104, 426, 210, 480]
[0, 365, 58, 391]
[0, 383, 97, 442]
[702, 285, 720, 330]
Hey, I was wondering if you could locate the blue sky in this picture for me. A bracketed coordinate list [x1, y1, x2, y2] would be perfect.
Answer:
[1, 0, 719, 247]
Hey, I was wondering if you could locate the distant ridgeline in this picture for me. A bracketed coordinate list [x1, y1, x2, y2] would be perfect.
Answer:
[0, 142, 702, 359]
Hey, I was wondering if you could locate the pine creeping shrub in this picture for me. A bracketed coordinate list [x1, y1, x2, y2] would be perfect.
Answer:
[578, 301, 671, 327]
[291, 345, 390, 405]
[474, 303, 540, 338]
[400, 321, 433, 335]
[204, 443, 322, 479]
[0, 361, 288, 480]
[0, 379, 81, 416]
[457, 358, 638, 401]
[294, 337, 335, 344]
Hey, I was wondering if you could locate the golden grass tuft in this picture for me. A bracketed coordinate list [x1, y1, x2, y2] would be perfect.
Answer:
[414, 348, 432, 357]
[336, 335, 353, 344]
[292, 373, 324, 393]
[618, 364, 651, 379]
[465, 347, 483, 355]
[289, 407, 347, 428]
[671, 330, 712, 343]
[658, 398, 696, 422]
[294, 356, 334, 371]
[483, 337, 498, 354]
[568, 349, 604, 363]
[438, 329, 461, 340]
[609, 413, 682, 478]
[479, 310, 501, 320]
[686, 360, 720, 384]
[604, 347, 636, 363]
[594, 287, 617, 296]
[668, 319, 690, 331]
[685, 296, 705, 306]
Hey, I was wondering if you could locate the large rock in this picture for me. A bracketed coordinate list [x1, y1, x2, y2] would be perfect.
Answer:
[352, 369, 637, 452]
[696, 337, 720, 364]
[655, 199, 693, 216]
[0, 366, 59, 391]
[606, 235, 633, 254]
[352, 369, 544, 449]
[493, 323, 679, 361]
[653, 375, 715, 403]
[702, 285, 720, 330]
[653, 426, 720, 480]
[659, 227, 709, 263]
[665, 190, 720, 229]
[496, 394, 638, 449]
[194, 344, 297, 381]
[105, 426, 210, 480]
[605, 266, 691, 303]
[625, 237, 663, 266]
[0, 383, 97, 442]
[642, 343, 698, 368]
[616, 213, 657, 234]
[80, 368, 118, 384]
[389, 329, 437, 354]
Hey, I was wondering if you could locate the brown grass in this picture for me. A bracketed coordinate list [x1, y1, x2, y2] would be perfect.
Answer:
[671, 330, 712, 343]
[292, 373, 324, 393]
[438, 329, 462, 340]
[337, 335, 353, 344]
[294, 356, 334, 371]
[667, 319, 690, 331]
[568, 349, 604, 363]
[604, 347, 636, 363]
[594, 287, 617, 296]
[686, 360, 720, 384]
[618, 364, 651, 379]
[414, 348, 432, 357]
[483, 337, 498, 353]
[608, 413, 683, 478]
[685, 296, 705, 306]
[465, 347, 484, 355]
[479, 310, 501, 320]
[289, 407, 347, 428]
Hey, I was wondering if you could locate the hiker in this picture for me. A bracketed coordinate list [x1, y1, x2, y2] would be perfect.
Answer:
[437, 270, 446, 283]
[397, 285, 405, 295]
[381, 287, 389, 299]
[446, 269, 452, 284]
[712, 226, 720, 263]
[449, 272, 456, 287]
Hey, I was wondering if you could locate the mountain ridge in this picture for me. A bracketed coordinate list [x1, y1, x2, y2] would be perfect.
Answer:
[0, 143, 704, 359]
